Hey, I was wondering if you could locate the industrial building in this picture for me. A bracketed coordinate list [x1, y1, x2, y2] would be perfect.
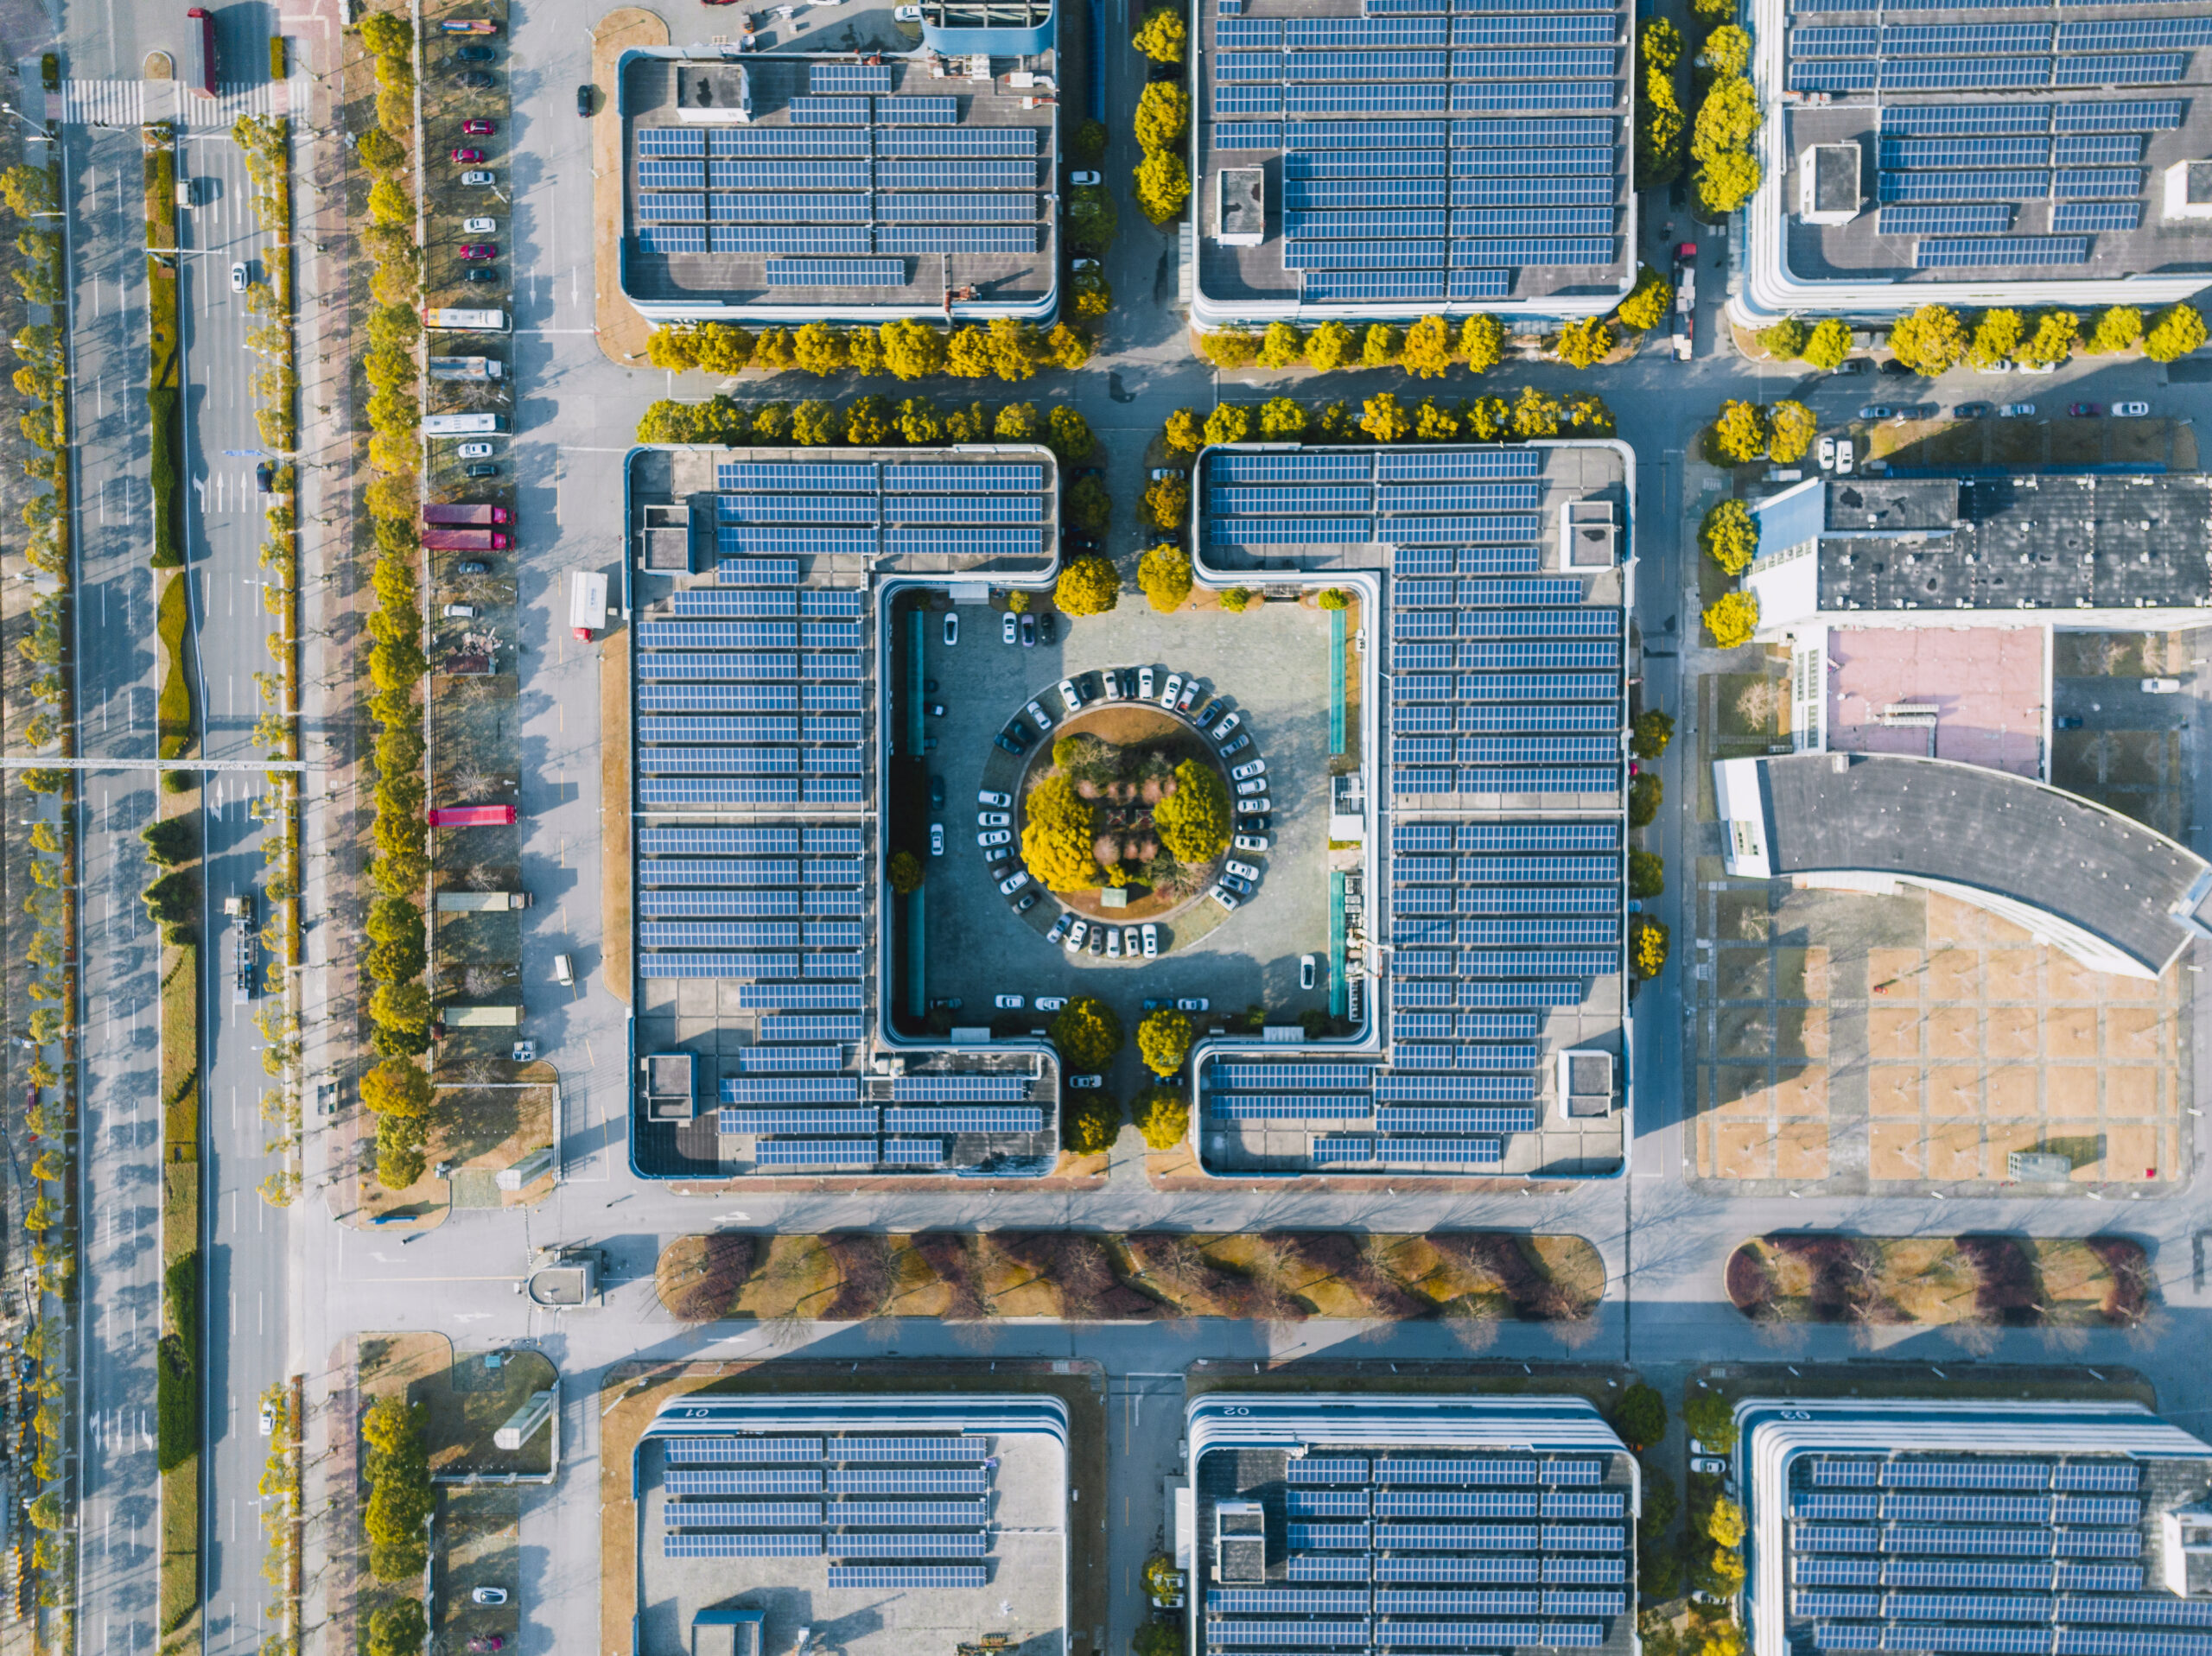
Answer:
[624, 444, 1062, 1179]
[1737, 0, 2212, 322]
[1188, 441, 1634, 1180]
[1734, 1397, 2212, 1656]
[632, 1393, 1070, 1656]
[1179, 1394, 1642, 1656]
[619, 41, 1061, 324]
[1186, 0, 1637, 327]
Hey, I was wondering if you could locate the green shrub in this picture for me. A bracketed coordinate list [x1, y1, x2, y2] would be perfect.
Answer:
[1628, 849, 1664, 899]
[1758, 319, 1808, 360]
[1629, 773, 1662, 829]
[1613, 1381, 1666, 1450]
[148, 385, 182, 567]
[1630, 709, 1674, 759]
[156, 574, 194, 758]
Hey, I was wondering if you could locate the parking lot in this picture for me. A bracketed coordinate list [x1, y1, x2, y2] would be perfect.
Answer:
[909, 592, 1341, 1088]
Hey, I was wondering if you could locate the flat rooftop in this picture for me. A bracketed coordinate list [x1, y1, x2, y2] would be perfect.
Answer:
[1823, 626, 2047, 778]
[1753, 473, 2212, 620]
[1777, 7, 2212, 289]
[1192, 0, 1632, 318]
[625, 445, 1061, 1178]
[1186, 1396, 1638, 1656]
[1736, 752, 2210, 978]
[620, 51, 1058, 318]
[1192, 442, 1630, 1180]
[635, 1396, 1068, 1656]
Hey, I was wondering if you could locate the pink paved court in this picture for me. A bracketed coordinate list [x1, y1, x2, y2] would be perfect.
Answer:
[1826, 627, 2044, 778]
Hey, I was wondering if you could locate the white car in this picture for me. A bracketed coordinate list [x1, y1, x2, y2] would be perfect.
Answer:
[472, 1588, 508, 1607]
[457, 441, 494, 460]
[999, 869, 1030, 896]
[1099, 668, 1122, 701]
[944, 612, 959, 646]
[1105, 926, 1122, 959]
[1817, 435, 1836, 470]
[257, 1402, 275, 1436]
[930, 823, 944, 856]
[995, 993, 1025, 1009]
[230, 260, 248, 291]
[1058, 676, 1083, 714]
[1235, 797, 1269, 815]
[1001, 611, 1018, 644]
[1834, 439, 1855, 476]
[977, 811, 1010, 828]
[1691, 1457, 1728, 1477]
[461, 168, 497, 187]
[1230, 758, 1267, 781]
[1999, 403, 2036, 418]
[1037, 995, 1068, 1012]
[1236, 777, 1268, 796]
[1046, 913, 1072, 945]
[978, 790, 1011, 808]
[1067, 1072, 1103, 1088]
[1209, 885, 1241, 911]
[1138, 665, 1157, 701]
[463, 216, 498, 234]
[2143, 677, 2183, 694]
[1176, 997, 1209, 1012]
[978, 829, 1012, 847]
[1160, 672, 1184, 709]
[1233, 833, 1269, 853]
[1211, 711, 1243, 740]
[1300, 953, 1318, 991]
[1176, 678, 1200, 713]
[2114, 401, 2152, 417]
[1069, 168, 1102, 187]
[1141, 923, 1159, 959]
[1065, 918, 1090, 952]
[1122, 927, 1140, 957]
[1224, 859, 1262, 882]
[1026, 698, 1054, 733]
[442, 603, 476, 619]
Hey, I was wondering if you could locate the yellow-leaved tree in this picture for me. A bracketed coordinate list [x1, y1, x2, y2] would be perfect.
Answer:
[1020, 773, 1100, 891]
[1154, 759, 1231, 864]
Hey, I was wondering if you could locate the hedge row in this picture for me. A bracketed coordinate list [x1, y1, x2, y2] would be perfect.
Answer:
[1159, 386, 1616, 454]
[639, 392, 1097, 460]
[646, 315, 1092, 380]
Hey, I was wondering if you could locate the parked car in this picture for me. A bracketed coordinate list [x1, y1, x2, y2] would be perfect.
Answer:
[463, 216, 498, 235]
[2143, 677, 2183, 694]
[1020, 612, 1036, 648]
[576, 84, 594, 116]
[457, 69, 494, 88]
[461, 169, 497, 186]
[465, 462, 499, 478]
[1230, 758, 1268, 781]
[1176, 998, 1209, 1012]
[943, 612, 959, 646]
[1301, 954, 1318, 991]
[1235, 797, 1269, 815]
[1001, 611, 1018, 644]
[229, 260, 248, 291]
[2069, 402, 2104, 417]
[1209, 885, 1241, 911]
[1069, 168, 1102, 186]
[1998, 403, 2036, 418]
[1211, 711, 1243, 740]
[459, 243, 497, 261]
[1176, 678, 1200, 713]
[472, 1589, 509, 1607]
[1691, 1457, 1727, 1478]
[451, 147, 486, 163]
[1067, 1072, 1103, 1088]
[1025, 697, 1053, 733]
[978, 812, 1010, 828]
[457, 441, 494, 459]
[1038, 611, 1056, 644]
[1834, 439, 1854, 475]
[455, 42, 495, 59]
[978, 790, 1011, 808]
[257, 1401, 275, 1435]
[1829, 357, 1872, 376]
[1004, 716, 1033, 746]
[1951, 402, 1991, 420]
[1238, 814, 1270, 833]
[1015, 890, 1039, 916]
[1088, 926, 1104, 955]
[442, 603, 476, 619]
[1160, 672, 1185, 709]
[1141, 923, 1159, 959]
[1218, 871, 1254, 897]
[1235, 777, 1268, 796]
[930, 823, 944, 856]
[977, 829, 1012, 847]
[1857, 404, 1894, 421]
[468, 1640, 504, 1654]
[992, 732, 1025, 757]
[2055, 715, 2083, 729]
[1224, 859, 1262, 882]
[255, 460, 274, 492]
[1099, 668, 1122, 701]
[1046, 914, 1072, 946]
[552, 953, 575, 987]
[2114, 401, 2152, 417]
[1195, 700, 1227, 729]
[1138, 665, 1157, 700]
[461, 117, 496, 136]
[1105, 927, 1122, 959]
[457, 560, 488, 575]
[1879, 358, 1915, 376]
[461, 268, 500, 283]
[1058, 676, 1083, 714]
[1232, 833, 1268, 853]
[995, 994, 1026, 1010]
[1065, 919, 1090, 953]
[1817, 436, 1835, 470]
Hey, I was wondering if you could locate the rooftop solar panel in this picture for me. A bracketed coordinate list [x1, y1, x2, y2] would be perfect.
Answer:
[826, 1565, 987, 1589]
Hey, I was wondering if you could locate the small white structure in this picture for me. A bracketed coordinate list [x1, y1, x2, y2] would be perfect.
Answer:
[493, 1388, 555, 1451]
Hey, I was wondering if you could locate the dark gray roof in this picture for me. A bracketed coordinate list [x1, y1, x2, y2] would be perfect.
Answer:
[1817, 473, 2212, 613]
[1811, 143, 1860, 215]
[1753, 753, 2209, 976]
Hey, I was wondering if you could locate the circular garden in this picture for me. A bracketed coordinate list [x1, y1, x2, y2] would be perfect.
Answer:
[1011, 701, 1236, 923]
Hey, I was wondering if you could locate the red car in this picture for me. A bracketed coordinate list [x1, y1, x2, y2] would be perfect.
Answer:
[451, 147, 485, 163]
[459, 243, 497, 261]
[2069, 401, 2103, 416]
[461, 117, 495, 136]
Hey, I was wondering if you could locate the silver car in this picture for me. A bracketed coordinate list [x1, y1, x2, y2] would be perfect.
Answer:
[1231, 758, 1268, 781]
[1236, 796, 1269, 815]
[978, 828, 1012, 847]
[998, 869, 1031, 896]
[1176, 678, 1200, 713]
[978, 811, 1011, 828]
[1106, 927, 1122, 959]
[1058, 676, 1083, 714]
[1211, 711, 1243, 741]
[1224, 859, 1262, 882]
[1065, 918, 1090, 952]
[1141, 923, 1159, 958]
[1236, 777, 1268, 796]
[1209, 885, 1241, 911]
[1099, 669, 1122, 701]
[1026, 697, 1054, 733]
[1046, 913, 1072, 945]
[1160, 672, 1184, 709]
[1122, 927, 1141, 956]
[1233, 833, 1269, 853]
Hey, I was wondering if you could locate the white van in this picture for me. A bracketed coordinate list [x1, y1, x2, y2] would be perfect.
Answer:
[423, 413, 507, 435]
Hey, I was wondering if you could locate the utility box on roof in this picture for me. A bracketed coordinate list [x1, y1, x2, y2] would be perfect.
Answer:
[1217, 167, 1264, 247]
[1799, 143, 1862, 225]
[1214, 1501, 1266, 1584]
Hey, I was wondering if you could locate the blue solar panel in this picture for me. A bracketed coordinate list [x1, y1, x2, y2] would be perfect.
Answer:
[881, 1107, 1044, 1133]
[1286, 118, 1450, 148]
[710, 128, 871, 155]
[874, 126, 1035, 156]
[715, 556, 803, 584]
[1881, 20, 2051, 51]
[664, 1533, 823, 1558]
[710, 160, 870, 190]
[1287, 83, 1451, 114]
[1877, 205, 2013, 233]
[1287, 16, 1448, 44]
[764, 258, 906, 287]
[2053, 99, 2182, 130]
[1207, 1095, 1376, 1120]
[829, 1532, 989, 1558]
[1916, 238, 2091, 267]
[874, 96, 959, 123]
[2054, 168, 2143, 196]
[1289, 1556, 1376, 1582]
[1881, 136, 2050, 168]
[1380, 1558, 1544, 1584]
[1212, 120, 1285, 148]
[875, 225, 1036, 254]
[1881, 105, 2052, 135]
[1212, 1063, 1376, 1089]
[639, 127, 707, 155]
[2055, 53, 2187, 84]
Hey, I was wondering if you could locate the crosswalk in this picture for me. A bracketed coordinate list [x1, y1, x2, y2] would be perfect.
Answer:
[60, 79, 142, 127]
[60, 78, 285, 130]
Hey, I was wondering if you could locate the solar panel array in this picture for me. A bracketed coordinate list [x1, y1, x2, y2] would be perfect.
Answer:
[1205, 0, 1626, 304]
[1802, 93, 2189, 267]
[658, 1434, 998, 1584]
[629, 73, 1048, 294]
[1205, 1450, 1631, 1656]
[1783, 1455, 2196, 1656]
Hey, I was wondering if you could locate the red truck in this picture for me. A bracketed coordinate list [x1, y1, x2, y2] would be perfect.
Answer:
[422, 528, 510, 551]
[185, 6, 218, 97]
[427, 805, 517, 827]
[423, 503, 512, 526]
